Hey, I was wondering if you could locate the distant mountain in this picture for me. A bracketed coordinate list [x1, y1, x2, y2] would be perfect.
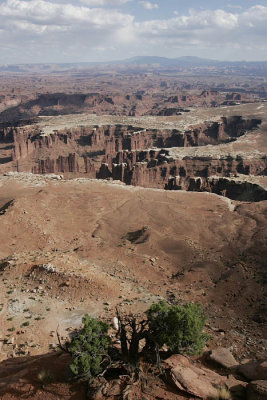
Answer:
[118, 56, 267, 67]
[1, 56, 267, 74]
[120, 56, 221, 66]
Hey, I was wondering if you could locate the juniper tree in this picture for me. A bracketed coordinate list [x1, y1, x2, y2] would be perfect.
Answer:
[68, 314, 110, 381]
[146, 301, 208, 355]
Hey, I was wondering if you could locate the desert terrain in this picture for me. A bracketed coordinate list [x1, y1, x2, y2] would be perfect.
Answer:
[0, 65, 266, 399]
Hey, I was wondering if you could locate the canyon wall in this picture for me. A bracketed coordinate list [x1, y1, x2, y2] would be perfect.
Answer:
[0, 115, 266, 201]
[0, 90, 253, 124]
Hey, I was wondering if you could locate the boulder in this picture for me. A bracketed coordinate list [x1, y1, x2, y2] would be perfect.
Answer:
[246, 380, 267, 400]
[112, 317, 119, 331]
[164, 355, 226, 399]
[226, 375, 247, 399]
[207, 347, 238, 370]
[238, 360, 267, 381]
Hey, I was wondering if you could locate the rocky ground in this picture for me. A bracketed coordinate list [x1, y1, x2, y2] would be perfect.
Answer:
[0, 173, 266, 398]
[0, 71, 266, 399]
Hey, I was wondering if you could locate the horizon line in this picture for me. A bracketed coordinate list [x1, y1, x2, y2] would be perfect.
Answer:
[2, 56, 267, 66]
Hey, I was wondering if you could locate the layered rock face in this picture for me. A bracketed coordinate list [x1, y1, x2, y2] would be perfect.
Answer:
[93, 116, 266, 201]
[99, 150, 267, 201]
[0, 114, 266, 201]
[107, 150, 265, 184]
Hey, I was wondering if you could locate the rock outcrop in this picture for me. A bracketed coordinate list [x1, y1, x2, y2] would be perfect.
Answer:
[163, 354, 243, 400]
[0, 113, 266, 201]
[165, 355, 225, 399]
[206, 347, 238, 370]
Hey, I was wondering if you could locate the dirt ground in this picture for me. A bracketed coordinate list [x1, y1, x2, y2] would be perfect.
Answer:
[0, 174, 266, 365]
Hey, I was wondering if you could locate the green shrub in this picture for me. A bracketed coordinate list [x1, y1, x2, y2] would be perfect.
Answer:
[68, 314, 110, 381]
[147, 301, 208, 355]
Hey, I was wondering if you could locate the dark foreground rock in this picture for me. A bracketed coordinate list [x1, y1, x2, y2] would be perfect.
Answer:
[238, 360, 267, 381]
[246, 380, 267, 400]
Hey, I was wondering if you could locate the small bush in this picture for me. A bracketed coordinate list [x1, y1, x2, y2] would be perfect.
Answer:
[147, 301, 208, 355]
[68, 314, 110, 381]
[21, 321, 30, 327]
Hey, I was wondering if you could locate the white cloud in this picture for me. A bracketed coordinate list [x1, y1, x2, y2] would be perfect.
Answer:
[0, 0, 134, 25]
[0, 0, 136, 63]
[135, 9, 239, 37]
[139, 1, 158, 10]
[0, 1, 267, 63]
[131, 6, 267, 59]
[80, 0, 131, 5]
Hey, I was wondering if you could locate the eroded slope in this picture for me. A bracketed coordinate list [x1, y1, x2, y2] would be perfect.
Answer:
[0, 174, 266, 365]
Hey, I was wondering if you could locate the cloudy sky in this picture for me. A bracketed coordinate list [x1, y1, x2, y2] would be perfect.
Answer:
[0, 0, 267, 64]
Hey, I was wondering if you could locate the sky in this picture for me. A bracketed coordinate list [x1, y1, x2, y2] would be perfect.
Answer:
[0, 0, 267, 64]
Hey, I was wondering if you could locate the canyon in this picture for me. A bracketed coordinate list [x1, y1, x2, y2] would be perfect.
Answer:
[0, 68, 266, 400]
[0, 102, 266, 202]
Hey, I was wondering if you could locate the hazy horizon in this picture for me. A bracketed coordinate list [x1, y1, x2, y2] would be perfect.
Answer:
[2, 55, 267, 66]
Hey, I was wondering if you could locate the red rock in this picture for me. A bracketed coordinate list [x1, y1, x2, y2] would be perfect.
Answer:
[240, 361, 267, 381]
[164, 355, 226, 399]
[238, 360, 267, 381]
[207, 347, 238, 370]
